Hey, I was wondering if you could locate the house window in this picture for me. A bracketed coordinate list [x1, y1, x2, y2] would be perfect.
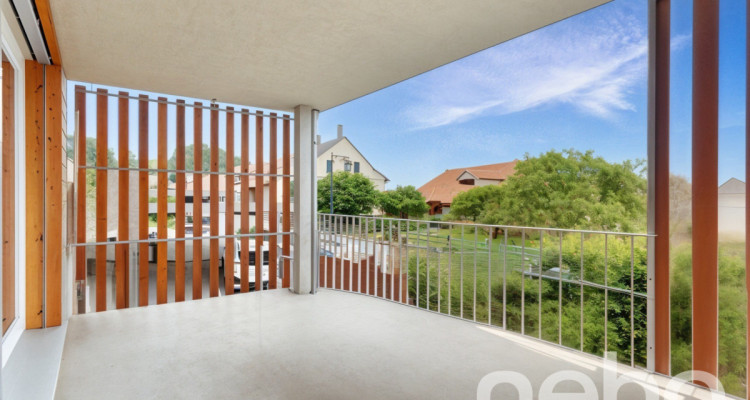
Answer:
[354, 162, 360, 173]
[326, 160, 332, 173]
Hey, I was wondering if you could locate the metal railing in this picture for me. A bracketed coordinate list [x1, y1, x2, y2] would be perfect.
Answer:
[317, 213, 651, 368]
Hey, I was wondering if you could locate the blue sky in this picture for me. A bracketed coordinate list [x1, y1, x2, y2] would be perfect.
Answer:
[69, 0, 747, 189]
[317, 0, 747, 189]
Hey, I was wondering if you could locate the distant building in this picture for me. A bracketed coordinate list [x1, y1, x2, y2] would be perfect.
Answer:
[718, 177, 745, 240]
[316, 125, 389, 191]
[418, 161, 518, 215]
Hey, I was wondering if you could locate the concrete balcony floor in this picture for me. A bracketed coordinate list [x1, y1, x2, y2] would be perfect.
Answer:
[55, 289, 720, 399]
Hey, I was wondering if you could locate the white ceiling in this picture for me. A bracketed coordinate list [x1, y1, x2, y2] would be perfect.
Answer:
[50, 0, 609, 112]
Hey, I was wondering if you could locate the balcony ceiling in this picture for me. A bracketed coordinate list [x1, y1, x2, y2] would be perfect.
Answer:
[50, 0, 609, 112]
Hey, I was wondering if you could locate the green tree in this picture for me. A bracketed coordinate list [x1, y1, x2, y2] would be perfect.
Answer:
[449, 185, 504, 221]
[378, 185, 429, 219]
[317, 171, 378, 215]
[167, 144, 241, 182]
[480, 150, 646, 231]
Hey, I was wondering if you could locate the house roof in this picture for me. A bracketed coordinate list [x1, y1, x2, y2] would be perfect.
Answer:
[719, 177, 745, 195]
[49, 0, 608, 111]
[418, 161, 518, 205]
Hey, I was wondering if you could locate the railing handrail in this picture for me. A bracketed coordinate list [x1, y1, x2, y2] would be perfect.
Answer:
[318, 213, 653, 237]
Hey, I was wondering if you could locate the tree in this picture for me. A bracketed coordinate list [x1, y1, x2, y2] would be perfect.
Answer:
[167, 144, 241, 182]
[449, 185, 504, 221]
[317, 171, 378, 215]
[378, 185, 429, 219]
[477, 150, 646, 232]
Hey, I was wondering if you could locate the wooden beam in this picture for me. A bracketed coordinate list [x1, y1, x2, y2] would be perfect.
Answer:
[33, 0, 63, 65]
[653, 0, 671, 375]
[255, 114, 264, 290]
[25, 60, 44, 328]
[2, 62, 15, 334]
[193, 103, 204, 300]
[269, 114, 278, 289]
[45, 65, 62, 325]
[138, 95, 149, 306]
[282, 115, 291, 289]
[240, 111, 250, 293]
[225, 108, 235, 295]
[157, 97, 168, 304]
[175, 100, 186, 302]
[75, 86, 86, 282]
[209, 105, 219, 297]
[116, 92, 130, 309]
[691, 0, 719, 387]
[95, 88, 108, 312]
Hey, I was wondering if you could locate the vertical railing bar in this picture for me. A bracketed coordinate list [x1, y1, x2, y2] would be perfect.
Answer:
[350, 217, 354, 292]
[325, 215, 330, 288]
[539, 230, 543, 339]
[521, 228, 526, 336]
[558, 231, 563, 346]
[390, 219, 394, 301]
[397, 219, 402, 302]
[438, 239, 442, 313]
[580, 231, 584, 352]
[448, 221, 452, 315]
[381, 216, 386, 299]
[416, 221, 421, 307]
[426, 222, 431, 308]
[359, 216, 363, 293]
[488, 228, 492, 325]
[365, 217, 370, 295]
[340, 216, 344, 290]
[630, 235, 635, 367]
[503, 229, 507, 329]
[473, 225, 478, 322]
[460, 224, 465, 319]
[404, 218, 408, 304]
[604, 233, 609, 353]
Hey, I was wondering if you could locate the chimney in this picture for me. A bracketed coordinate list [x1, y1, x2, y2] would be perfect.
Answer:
[316, 135, 321, 144]
[337, 124, 343, 139]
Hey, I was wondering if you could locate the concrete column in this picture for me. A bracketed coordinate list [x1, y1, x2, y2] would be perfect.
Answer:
[292, 105, 318, 294]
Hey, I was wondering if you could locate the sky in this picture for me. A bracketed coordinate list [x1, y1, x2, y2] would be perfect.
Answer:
[315, 0, 747, 189]
[69, 0, 748, 189]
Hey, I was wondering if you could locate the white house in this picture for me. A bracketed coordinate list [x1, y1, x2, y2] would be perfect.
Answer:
[718, 177, 745, 241]
[316, 125, 389, 191]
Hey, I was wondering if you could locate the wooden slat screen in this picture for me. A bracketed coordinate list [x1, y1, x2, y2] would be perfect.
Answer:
[240, 111, 250, 293]
[72, 88, 294, 312]
[116, 91, 129, 309]
[95, 88, 108, 312]
[255, 114, 264, 289]
[225, 108, 235, 295]
[156, 97, 168, 304]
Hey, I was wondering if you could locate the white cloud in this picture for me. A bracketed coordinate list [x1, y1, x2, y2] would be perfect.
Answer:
[404, 7, 653, 130]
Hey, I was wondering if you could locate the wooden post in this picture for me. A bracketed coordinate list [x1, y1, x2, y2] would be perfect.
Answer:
[116, 91, 129, 309]
[282, 115, 291, 289]
[138, 95, 149, 306]
[255, 113, 264, 290]
[193, 102, 204, 300]
[75, 86, 86, 282]
[156, 97, 168, 305]
[25, 60, 44, 328]
[175, 100, 186, 302]
[240, 111, 250, 293]
[691, 0, 719, 387]
[225, 108, 235, 295]
[209, 104, 219, 297]
[95, 88, 108, 312]
[269, 114, 278, 289]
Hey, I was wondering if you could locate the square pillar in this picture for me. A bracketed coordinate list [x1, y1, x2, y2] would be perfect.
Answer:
[292, 105, 318, 294]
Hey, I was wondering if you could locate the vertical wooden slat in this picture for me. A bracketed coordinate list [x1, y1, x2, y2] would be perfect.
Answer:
[156, 97, 168, 305]
[138, 95, 149, 306]
[225, 108, 235, 295]
[95, 88, 108, 312]
[2, 61, 15, 333]
[44, 64, 62, 326]
[25, 60, 44, 328]
[175, 100, 186, 302]
[75, 85, 86, 282]
[269, 114, 278, 289]
[692, 0, 719, 386]
[255, 113, 264, 290]
[282, 115, 291, 289]
[240, 110, 250, 292]
[116, 91, 129, 309]
[193, 102, 203, 300]
[209, 104, 219, 297]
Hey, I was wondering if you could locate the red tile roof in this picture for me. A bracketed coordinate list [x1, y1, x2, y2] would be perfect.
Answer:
[417, 160, 517, 205]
